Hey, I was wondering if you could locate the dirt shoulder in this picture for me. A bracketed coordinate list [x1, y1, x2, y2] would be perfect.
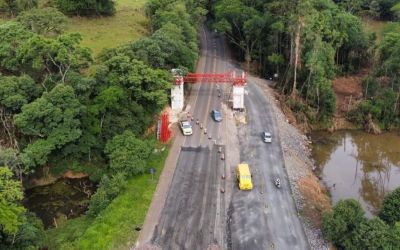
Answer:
[251, 76, 331, 250]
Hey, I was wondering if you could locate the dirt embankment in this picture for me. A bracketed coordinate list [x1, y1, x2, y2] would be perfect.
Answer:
[330, 72, 365, 131]
[277, 71, 367, 133]
[23, 167, 89, 190]
[252, 76, 331, 250]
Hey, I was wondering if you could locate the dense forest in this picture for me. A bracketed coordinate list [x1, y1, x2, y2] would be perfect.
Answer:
[211, 0, 400, 130]
[0, 0, 207, 249]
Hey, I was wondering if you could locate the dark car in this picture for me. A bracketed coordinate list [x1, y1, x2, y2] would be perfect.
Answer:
[211, 109, 222, 122]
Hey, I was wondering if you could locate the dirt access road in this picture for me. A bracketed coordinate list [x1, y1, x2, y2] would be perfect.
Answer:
[136, 27, 309, 250]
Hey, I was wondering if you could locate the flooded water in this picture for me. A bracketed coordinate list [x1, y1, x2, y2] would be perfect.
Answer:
[311, 130, 400, 217]
[23, 177, 96, 229]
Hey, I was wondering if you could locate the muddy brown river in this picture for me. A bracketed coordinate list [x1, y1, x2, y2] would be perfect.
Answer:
[311, 130, 400, 217]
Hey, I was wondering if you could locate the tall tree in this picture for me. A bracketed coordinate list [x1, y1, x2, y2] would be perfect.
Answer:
[213, 0, 262, 69]
[14, 84, 83, 171]
[18, 33, 92, 82]
[0, 166, 25, 235]
[16, 7, 67, 36]
[0, 75, 41, 148]
[0, 22, 34, 73]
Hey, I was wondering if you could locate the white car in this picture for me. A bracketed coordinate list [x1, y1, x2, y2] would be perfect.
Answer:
[180, 120, 193, 135]
[262, 132, 272, 143]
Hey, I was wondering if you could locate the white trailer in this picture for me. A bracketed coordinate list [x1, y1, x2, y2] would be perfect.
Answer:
[232, 85, 245, 110]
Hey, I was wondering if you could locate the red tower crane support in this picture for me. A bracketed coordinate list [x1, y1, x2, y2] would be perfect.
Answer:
[159, 112, 171, 143]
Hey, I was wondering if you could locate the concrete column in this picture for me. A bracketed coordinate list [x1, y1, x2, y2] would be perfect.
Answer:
[171, 83, 184, 122]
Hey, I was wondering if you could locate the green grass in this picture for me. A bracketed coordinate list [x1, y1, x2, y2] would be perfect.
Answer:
[363, 18, 387, 41]
[66, 0, 149, 56]
[45, 145, 170, 250]
[362, 18, 400, 42]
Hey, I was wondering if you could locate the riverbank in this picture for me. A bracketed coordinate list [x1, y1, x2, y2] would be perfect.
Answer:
[311, 130, 400, 218]
[23, 177, 95, 229]
[23, 168, 90, 190]
[44, 144, 170, 250]
[251, 76, 331, 250]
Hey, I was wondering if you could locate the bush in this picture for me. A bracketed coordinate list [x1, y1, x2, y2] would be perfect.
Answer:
[323, 198, 400, 249]
[350, 88, 399, 129]
[1, 0, 38, 16]
[322, 199, 365, 248]
[105, 131, 152, 176]
[87, 172, 127, 217]
[55, 0, 115, 16]
[379, 187, 400, 225]
[347, 218, 390, 249]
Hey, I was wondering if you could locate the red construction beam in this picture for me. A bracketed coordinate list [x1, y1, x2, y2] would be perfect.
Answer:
[180, 71, 246, 86]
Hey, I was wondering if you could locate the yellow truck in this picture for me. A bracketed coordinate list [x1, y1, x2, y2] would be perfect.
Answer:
[236, 163, 253, 190]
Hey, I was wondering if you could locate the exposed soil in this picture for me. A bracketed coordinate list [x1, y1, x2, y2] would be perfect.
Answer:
[63, 170, 89, 179]
[332, 72, 364, 116]
[272, 70, 367, 132]
[24, 167, 89, 190]
[298, 175, 331, 228]
[330, 70, 366, 131]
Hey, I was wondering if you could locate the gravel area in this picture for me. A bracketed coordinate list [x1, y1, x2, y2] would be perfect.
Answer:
[250, 76, 329, 250]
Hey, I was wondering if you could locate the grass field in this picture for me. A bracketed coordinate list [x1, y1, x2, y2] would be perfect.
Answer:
[45, 145, 170, 250]
[66, 0, 149, 56]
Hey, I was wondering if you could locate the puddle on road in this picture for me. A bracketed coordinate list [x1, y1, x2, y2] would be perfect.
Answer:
[311, 130, 400, 217]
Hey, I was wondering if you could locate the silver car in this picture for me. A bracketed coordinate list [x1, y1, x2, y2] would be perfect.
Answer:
[262, 132, 272, 143]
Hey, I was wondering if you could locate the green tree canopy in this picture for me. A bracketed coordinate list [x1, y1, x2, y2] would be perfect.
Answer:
[14, 84, 82, 171]
[55, 0, 115, 16]
[105, 130, 152, 176]
[213, 0, 261, 67]
[1, 0, 37, 16]
[322, 199, 366, 247]
[16, 7, 67, 36]
[379, 187, 400, 225]
[0, 166, 25, 235]
[0, 22, 34, 73]
[0, 74, 41, 113]
[347, 218, 390, 249]
[18, 33, 92, 82]
[88, 57, 170, 140]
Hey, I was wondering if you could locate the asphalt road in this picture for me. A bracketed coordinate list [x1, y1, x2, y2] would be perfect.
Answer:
[151, 27, 309, 250]
[151, 146, 225, 249]
[151, 28, 228, 249]
[229, 81, 309, 249]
